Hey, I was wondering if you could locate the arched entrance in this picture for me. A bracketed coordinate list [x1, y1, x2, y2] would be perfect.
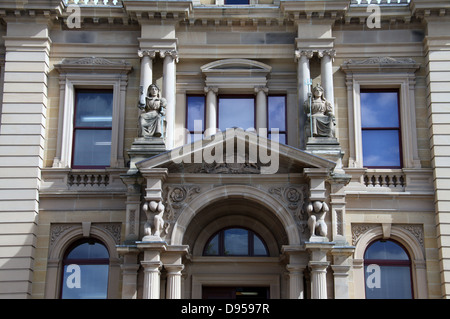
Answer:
[178, 190, 297, 299]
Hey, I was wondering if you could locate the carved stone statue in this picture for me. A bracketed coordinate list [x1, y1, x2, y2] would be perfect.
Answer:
[304, 84, 335, 138]
[139, 84, 166, 138]
[306, 200, 329, 238]
[142, 200, 165, 240]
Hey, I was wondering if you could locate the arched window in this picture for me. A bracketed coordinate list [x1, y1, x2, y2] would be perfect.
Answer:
[364, 239, 413, 299]
[61, 239, 110, 299]
[203, 227, 269, 256]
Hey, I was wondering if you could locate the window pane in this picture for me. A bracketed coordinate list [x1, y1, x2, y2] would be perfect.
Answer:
[253, 234, 268, 256]
[361, 91, 399, 128]
[362, 130, 401, 167]
[269, 133, 286, 144]
[66, 242, 109, 260]
[62, 264, 109, 299]
[365, 265, 412, 299]
[365, 240, 409, 261]
[187, 96, 205, 132]
[219, 98, 254, 131]
[204, 234, 219, 256]
[268, 96, 286, 131]
[75, 91, 113, 128]
[73, 129, 111, 167]
[225, 0, 249, 4]
[224, 228, 248, 256]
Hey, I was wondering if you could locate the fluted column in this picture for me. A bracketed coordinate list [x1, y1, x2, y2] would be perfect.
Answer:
[138, 50, 156, 106]
[255, 86, 268, 137]
[165, 264, 184, 299]
[141, 260, 162, 299]
[286, 264, 305, 299]
[204, 86, 218, 137]
[318, 49, 336, 112]
[161, 50, 178, 149]
[309, 261, 329, 299]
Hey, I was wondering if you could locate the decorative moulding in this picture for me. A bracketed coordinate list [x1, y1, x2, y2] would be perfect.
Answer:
[55, 56, 133, 74]
[341, 56, 421, 73]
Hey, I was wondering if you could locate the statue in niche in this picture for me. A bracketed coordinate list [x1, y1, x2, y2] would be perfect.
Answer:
[142, 200, 165, 240]
[306, 200, 329, 238]
[304, 84, 336, 138]
[138, 84, 166, 138]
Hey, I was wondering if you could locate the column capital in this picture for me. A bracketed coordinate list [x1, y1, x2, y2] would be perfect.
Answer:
[295, 49, 314, 62]
[160, 49, 179, 63]
[138, 49, 157, 59]
[204, 86, 219, 94]
[254, 85, 269, 94]
[318, 49, 336, 60]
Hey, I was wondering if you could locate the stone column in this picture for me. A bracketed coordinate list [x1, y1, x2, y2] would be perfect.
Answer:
[295, 50, 313, 149]
[286, 265, 305, 299]
[318, 50, 336, 112]
[255, 86, 268, 137]
[331, 247, 354, 299]
[117, 248, 140, 299]
[306, 242, 334, 299]
[165, 264, 184, 299]
[139, 242, 166, 299]
[138, 50, 156, 106]
[161, 50, 178, 150]
[204, 86, 218, 137]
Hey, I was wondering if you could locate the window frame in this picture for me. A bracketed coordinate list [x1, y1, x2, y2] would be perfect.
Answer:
[53, 57, 132, 169]
[71, 89, 114, 169]
[363, 239, 414, 299]
[267, 94, 287, 144]
[60, 238, 110, 299]
[186, 94, 206, 143]
[341, 58, 421, 169]
[203, 227, 269, 257]
[360, 88, 403, 169]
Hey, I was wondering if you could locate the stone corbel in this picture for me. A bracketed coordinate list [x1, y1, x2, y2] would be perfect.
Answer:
[304, 168, 329, 201]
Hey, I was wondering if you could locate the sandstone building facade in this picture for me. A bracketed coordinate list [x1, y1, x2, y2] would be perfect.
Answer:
[0, 0, 448, 299]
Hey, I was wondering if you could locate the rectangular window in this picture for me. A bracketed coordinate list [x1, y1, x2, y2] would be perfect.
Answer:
[361, 89, 402, 168]
[225, 0, 249, 4]
[218, 95, 255, 131]
[186, 95, 206, 143]
[72, 89, 113, 168]
[268, 95, 287, 144]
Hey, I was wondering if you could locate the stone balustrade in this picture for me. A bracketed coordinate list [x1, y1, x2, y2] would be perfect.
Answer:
[65, 0, 122, 6]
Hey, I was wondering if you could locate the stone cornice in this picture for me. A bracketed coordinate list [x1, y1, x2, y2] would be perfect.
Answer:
[55, 56, 133, 74]
[341, 56, 421, 74]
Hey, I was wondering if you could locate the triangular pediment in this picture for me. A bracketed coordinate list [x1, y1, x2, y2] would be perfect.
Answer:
[136, 128, 336, 174]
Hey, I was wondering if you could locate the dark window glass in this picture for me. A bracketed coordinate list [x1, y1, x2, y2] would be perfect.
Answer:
[219, 97, 255, 131]
[225, 0, 249, 4]
[203, 227, 269, 257]
[268, 95, 287, 144]
[364, 240, 412, 299]
[361, 90, 402, 168]
[187, 95, 206, 143]
[61, 239, 109, 299]
[72, 90, 113, 168]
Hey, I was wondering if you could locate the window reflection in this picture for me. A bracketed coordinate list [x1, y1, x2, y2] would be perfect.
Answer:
[61, 239, 109, 299]
[203, 227, 269, 257]
[219, 97, 255, 131]
[364, 240, 412, 299]
[73, 90, 113, 168]
[361, 90, 402, 168]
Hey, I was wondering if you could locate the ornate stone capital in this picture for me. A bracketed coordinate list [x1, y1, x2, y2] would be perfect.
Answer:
[254, 85, 269, 94]
[160, 50, 179, 63]
[318, 49, 336, 60]
[138, 49, 157, 59]
[294, 49, 314, 62]
[204, 86, 219, 94]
